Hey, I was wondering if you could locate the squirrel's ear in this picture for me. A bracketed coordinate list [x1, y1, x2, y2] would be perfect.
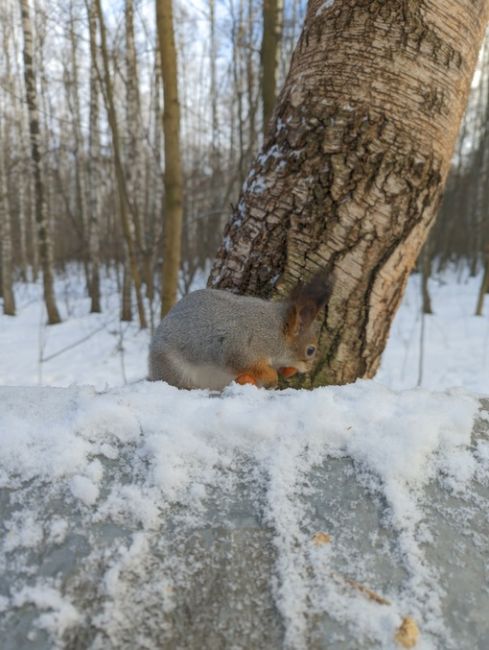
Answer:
[284, 271, 333, 337]
[284, 301, 320, 337]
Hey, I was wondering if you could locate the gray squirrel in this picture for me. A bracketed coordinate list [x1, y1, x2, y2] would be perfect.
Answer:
[148, 272, 332, 390]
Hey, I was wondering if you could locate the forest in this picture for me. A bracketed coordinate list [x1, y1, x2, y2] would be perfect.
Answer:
[0, 0, 488, 325]
[0, 0, 303, 326]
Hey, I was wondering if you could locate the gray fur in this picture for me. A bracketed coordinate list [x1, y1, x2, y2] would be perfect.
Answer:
[148, 289, 299, 390]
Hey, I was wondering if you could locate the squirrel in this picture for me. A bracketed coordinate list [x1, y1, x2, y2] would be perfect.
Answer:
[148, 272, 332, 390]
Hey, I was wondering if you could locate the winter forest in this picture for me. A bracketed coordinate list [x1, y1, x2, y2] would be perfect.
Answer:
[2, 2, 489, 649]
[0, 0, 488, 390]
[0, 0, 487, 389]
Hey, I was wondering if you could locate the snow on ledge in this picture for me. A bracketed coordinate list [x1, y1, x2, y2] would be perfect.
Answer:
[0, 381, 485, 648]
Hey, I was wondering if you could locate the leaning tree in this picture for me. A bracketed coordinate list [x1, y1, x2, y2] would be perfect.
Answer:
[209, 0, 489, 386]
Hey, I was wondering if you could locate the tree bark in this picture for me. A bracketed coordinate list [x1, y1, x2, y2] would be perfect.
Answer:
[19, 0, 61, 325]
[261, 0, 283, 135]
[156, 0, 183, 317]
[210, 0, 489, 386]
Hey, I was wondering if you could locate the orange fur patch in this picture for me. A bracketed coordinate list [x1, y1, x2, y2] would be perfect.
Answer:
[236, 360, 278, 387]
[279, 367, 298, 378]
[235, 373, 257, 386]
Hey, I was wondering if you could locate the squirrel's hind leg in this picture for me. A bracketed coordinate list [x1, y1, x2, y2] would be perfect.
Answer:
[235, 360, 278, 388]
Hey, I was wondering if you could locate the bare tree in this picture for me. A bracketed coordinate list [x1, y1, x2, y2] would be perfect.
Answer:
[95, 0, 147, 328]
[85, 0, 102, 313]
[261, 0, 283, 135]
[0, 123, 16, 316]
[156, 0, 183, 316]
[19, 0, 61, 324]
[210, 0, 489, 386]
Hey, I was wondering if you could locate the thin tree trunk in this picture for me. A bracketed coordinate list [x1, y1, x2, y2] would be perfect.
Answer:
[0, 125, 16, 316]
[7, 16, 28, 282]
[94, 0, 147, 328]
[475, 245, 489, 315]
[19, 0, 61, 324]
[261, 0, 283, 135]
[121, 260, 133, 321]
[231, 0, 246, 186]
[210, 0, 489, 386]
[125, 0, 148, 289]
[86, 0, 102, 313]
[421, 245, 433, 315]
[67, 3, 90, 287]
[246, 0, 257, 155]
[156, 0, 183, 316]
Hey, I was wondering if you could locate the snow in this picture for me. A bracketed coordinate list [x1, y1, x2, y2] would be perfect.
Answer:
[377, 268, 489, 394]
[0, 264, 488, 647]
[0, 265, 487, 393]
[0, 379, 485, 647]
[12, 584, 82, 637]
[316, 0, 335, 17]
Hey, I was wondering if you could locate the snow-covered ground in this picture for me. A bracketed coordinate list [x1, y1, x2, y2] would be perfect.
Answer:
[0, 265, 487, 394]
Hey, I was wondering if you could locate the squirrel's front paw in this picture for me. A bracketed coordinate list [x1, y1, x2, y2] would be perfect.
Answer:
[235, 362, 278, 388]
[278, 367, 298, 379]
[235, 373, 257, 386]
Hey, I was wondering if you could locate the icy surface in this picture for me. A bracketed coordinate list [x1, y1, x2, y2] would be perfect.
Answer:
[0, 380, 487, 648]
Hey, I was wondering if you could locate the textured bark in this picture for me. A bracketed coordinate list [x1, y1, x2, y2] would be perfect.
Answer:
[210, 0, 489, 386]
[156, 0, 184, 316]
[95, 0, 147, 329]
[261, 0, 283, 135]
[19, 0, 61, 325]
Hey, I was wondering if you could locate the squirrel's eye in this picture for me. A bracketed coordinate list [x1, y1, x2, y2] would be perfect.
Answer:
[306, 345, 316, 357]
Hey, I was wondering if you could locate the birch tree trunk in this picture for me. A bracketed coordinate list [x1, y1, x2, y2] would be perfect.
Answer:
[0, 125, 16, 316]
[475, 244, 489, 316]
[86, 0, 102, 313]
[67, 4, 90, 288]
[156, 0, 183, 316]
[95, 0, 147, 329]
[261, 0, 283, 135]
[125, 0, 147, 281]
[8, 14, 28, 282]
[210, 0, 489, 386]
[19, 0, 61, 325]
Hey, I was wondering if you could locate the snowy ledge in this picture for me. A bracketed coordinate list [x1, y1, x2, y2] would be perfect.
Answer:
[0, 381, 488, 650]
